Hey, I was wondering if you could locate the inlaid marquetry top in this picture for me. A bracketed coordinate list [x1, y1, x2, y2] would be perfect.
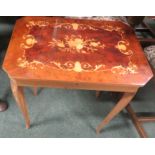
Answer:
[3, 17, 153, 86]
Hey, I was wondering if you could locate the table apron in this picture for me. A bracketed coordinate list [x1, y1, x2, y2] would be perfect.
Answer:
[14, 79, 139, 93]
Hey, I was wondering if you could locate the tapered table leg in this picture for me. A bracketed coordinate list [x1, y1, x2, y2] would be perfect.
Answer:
[33, 87, 38, 96]
[96, 91, 137, 134]
[10, 79, 30, 129]
[96, 91, 102, 99]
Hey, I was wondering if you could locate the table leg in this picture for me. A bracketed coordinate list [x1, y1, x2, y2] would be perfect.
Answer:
[33, 87, 38, 96]
[96, 91, 102, 99]
[10, 79, 30, 129]
[96, 91, 137, 134]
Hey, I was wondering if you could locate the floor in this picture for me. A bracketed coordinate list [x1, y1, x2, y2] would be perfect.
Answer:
[0, 67, 155, 137]
[0, 17, 155, 138]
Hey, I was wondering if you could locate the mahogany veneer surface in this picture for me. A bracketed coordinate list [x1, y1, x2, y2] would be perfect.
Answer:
[3, 17, 153, 86]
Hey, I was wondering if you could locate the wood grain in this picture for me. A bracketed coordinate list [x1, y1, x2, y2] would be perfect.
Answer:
[2, 17, 153, 131]
[3, 17, 153, 86]
[96, 91, 137, 134]
[10, 79, 30, 128]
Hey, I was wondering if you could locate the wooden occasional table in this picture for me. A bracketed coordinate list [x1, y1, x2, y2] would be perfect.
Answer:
[2, 17, 153, 134]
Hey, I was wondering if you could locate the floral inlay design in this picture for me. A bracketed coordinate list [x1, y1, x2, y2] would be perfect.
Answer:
[48, 35, 105, 54]
[18, 20, 138, 74]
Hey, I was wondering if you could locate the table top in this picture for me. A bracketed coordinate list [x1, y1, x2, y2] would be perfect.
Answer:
[3, 17, 153, 87]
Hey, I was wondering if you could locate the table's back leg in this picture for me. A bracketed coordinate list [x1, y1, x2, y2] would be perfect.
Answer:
[96, 91, 137, 134]
[96, 91, 102, 99]
[10, 79, 30, 129]
[32, 87, 38, 96]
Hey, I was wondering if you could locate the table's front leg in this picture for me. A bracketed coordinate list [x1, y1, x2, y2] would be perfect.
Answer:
[10, 79, 30, 129]
[96, 91, 137, 134]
